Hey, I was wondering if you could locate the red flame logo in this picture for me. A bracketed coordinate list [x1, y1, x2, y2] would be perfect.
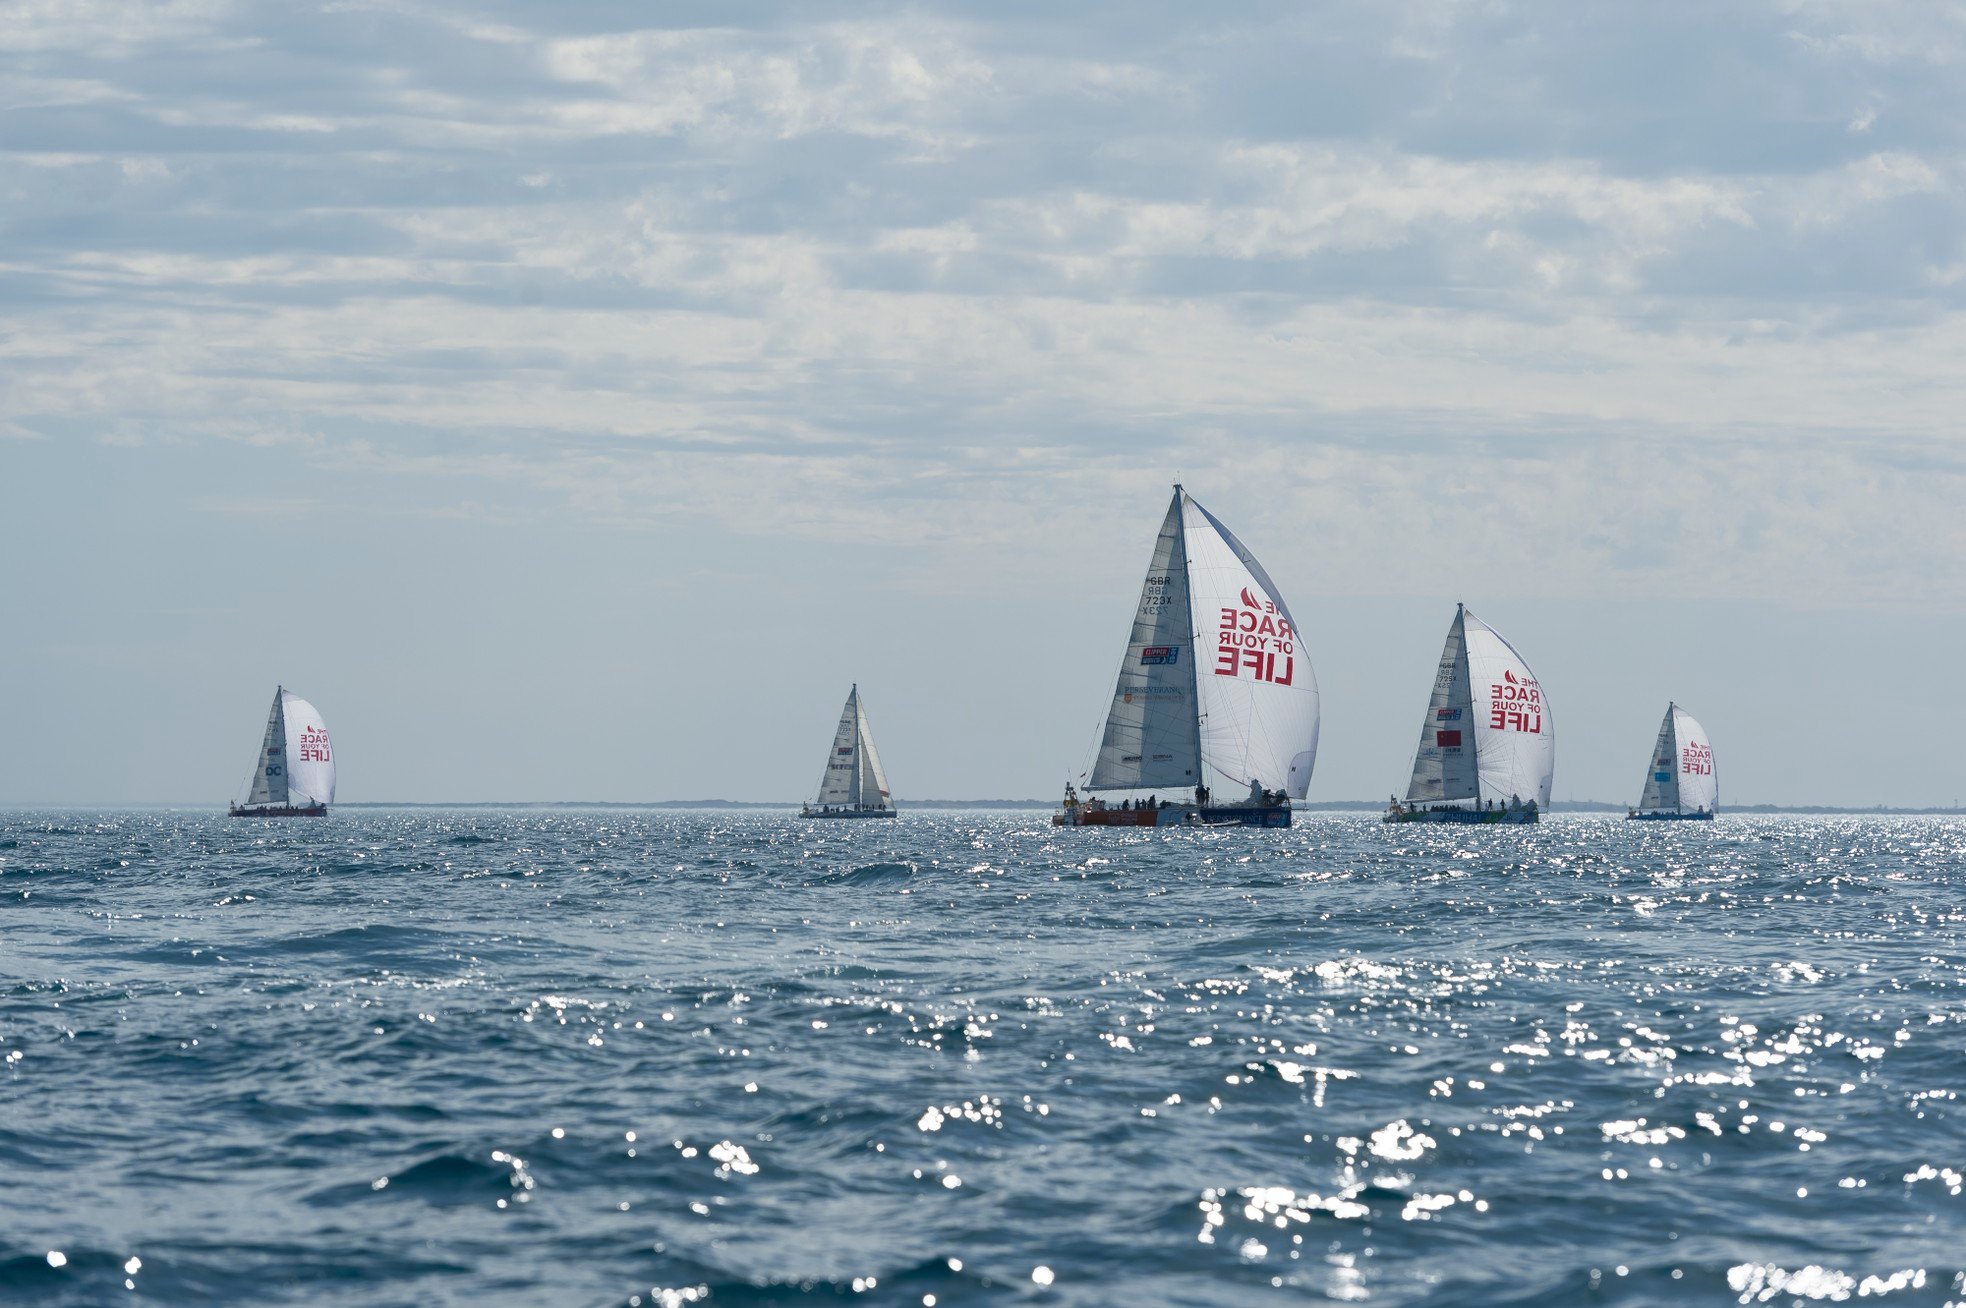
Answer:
[1504, 669, 1518, 684]
[1240, 587, 1261, 609]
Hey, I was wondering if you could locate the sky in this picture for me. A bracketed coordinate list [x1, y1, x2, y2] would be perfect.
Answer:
[3, 1, 1964, 806]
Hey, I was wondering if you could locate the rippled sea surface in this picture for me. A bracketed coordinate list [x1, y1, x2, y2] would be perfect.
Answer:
[4, 809, 1965, 1307]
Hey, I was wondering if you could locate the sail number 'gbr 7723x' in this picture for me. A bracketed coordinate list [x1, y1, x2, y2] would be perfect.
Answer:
[1216, 588, 1297, 686]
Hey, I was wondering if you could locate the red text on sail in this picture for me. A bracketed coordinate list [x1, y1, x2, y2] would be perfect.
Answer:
[1487, 670, 1543, 733]
[1216, 589, 1295, 685]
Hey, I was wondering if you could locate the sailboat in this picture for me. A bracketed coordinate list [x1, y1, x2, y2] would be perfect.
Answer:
[1385, 605, 1552, 825]
[1628, 703, 1717, 820]
[801, 685, 897, 819]
[229, 686, 335, 817]
[1054, 485, 1318, 829]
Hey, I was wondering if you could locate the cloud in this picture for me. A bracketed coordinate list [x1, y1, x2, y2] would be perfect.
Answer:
[3, 0, 1965, 608]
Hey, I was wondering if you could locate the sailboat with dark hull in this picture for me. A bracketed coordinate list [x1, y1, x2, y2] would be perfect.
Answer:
[229, 686, 335, 818]
[802, 685, 897, 819]
[1628, 703, 1717, 820]
[1385, 606, 1552, 825]
[1054, 485, 1318, 829]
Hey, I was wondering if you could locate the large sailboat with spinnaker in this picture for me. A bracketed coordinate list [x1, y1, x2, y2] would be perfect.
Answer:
[229, 686, 335, 817]
[1627, 702, 1716, 820]
[802, 685, 897, 819]
[1054, 485, 1318, 829]
[1385, 605, 1552, 824]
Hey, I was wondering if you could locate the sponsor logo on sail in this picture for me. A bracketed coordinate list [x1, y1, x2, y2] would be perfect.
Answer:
[1215, 590, 1296, 686]
[1139, 646, 1179, 665]
[1436, 729, 1463, 748]
[1436, 707, 1461, 720]
[1654, 771, 1671, 783]
[1681, 741, 1713, 775]
[1486, 669, 1543, 734]
[295, 726, 332, 763]
[838, 746, 854, 755]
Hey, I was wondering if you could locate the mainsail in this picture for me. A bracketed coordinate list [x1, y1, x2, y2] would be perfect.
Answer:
[1638, 703, 1716, 815]
[241, 687, 335, 810]
[1087, 486, 1319, 799]
[1404, 607, 1553, 808]
[813, 686, 893, 810]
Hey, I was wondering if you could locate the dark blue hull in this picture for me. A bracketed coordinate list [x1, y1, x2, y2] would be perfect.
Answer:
[1384, 806, 1538, 825]
[1628, 811, 1715, 821]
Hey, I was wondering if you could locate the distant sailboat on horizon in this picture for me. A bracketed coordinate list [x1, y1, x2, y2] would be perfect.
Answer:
[1054, 484, 1318, 829]
[229, 686, 335, 818]
[1385, 605, 1552, 825]
[1628, 703, 1717, 820]
[802, 685, 897, 819]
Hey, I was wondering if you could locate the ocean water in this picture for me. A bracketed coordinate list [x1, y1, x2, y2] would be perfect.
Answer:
[3, 810, 1963, 1307]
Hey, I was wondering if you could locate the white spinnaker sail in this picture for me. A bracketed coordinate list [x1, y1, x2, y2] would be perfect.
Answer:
[1182, 494, 1320, 799]
[1406, 608, 1479, 806]
[1670, 705, 1717, 813]
[815, 689, 861, 805]
[1638, 704, 1680, 813]
[854, 692, 892, 809]
[1462, 610, 1553, 807]
[280, 690, 335, 806]
[1089, 492, 1203, 792]
[245, 689, 289, 807]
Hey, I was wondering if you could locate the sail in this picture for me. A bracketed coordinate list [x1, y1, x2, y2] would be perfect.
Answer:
[280, 690, 335, 806]
[1405, 609, 1479, 806]
[1462, 610, 1554, 807]
[1088, 491, 1203, 791]
[814, 689, 861, 805]
[1669, 705, 1717, 813]
[1182, 494, 1320, 799]
[1637, 704, 1680, 813]
[854, 694, 893, 809]
[244, 688, 290, 807]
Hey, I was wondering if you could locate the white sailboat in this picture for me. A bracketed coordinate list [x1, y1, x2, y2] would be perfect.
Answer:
[1628, 703, 1717, 820]
[229, 686, 335, 817]
[1385, 605, 1552, 824]
[1054, 485, 1318, 829]
[802, 685, 897, 819]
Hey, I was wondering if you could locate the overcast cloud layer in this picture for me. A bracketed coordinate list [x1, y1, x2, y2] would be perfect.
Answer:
[4, 1, 1965, 805]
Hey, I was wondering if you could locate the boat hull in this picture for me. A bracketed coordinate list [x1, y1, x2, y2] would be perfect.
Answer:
[1384, 806, 1537, 825]
[1052, 804, 1290, 829]
[229, 804, 327, 818]
[1627, 811, 1715, 821]
[802, 807, 897, 820]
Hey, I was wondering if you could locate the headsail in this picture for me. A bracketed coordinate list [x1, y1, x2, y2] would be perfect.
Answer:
[1405, 608, 1479, 806]
[1183, 494, 1320, 798]
[280, 691, 335, 807]
[1089, 492, 1203, 791]
[1462, 610, 1553, 808]
[854, 692, 892, 808]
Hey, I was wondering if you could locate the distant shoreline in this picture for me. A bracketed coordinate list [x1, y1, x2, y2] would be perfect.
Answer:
[5, 800, 1962, 815]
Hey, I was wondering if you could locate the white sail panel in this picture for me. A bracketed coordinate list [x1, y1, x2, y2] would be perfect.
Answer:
[1671, 705, 1717, 813]
[280, 691, 335, 806]
[855, 691, 893, 809]
[1463, 611, 1554, 807]
[245, 689, 289, 807]
[815, 689, 860, 805]
[1637, 704, 1680, 813]
[1181, 494, 1319, 799]
[1089, 492, 1202, 791]
[1405, 609, 1479, 806]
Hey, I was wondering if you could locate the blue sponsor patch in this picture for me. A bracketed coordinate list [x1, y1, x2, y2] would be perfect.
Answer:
[1435, 707, 1461, 720]
[1654, 771, 1671, 783]
[1140, 646, 1179, 665]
